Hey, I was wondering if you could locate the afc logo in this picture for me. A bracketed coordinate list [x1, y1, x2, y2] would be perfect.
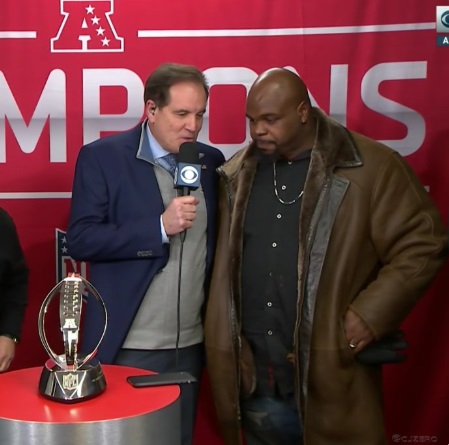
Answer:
[51, 0, 124, 52]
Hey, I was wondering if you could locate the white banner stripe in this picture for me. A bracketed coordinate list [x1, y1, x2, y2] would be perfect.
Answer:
[0, 192, 72, 199]
[0, 31, 37, 39]
[138, 22, 435, 38]
[0, 23, 435, 40]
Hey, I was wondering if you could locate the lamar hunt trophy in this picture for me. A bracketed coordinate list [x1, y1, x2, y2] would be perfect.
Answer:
[38, 273, 108, 403]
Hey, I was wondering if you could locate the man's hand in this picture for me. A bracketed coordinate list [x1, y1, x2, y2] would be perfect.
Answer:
[344, 309, 375, 353]
[162, 196, 200, 236]
[0, 336, 16, 372]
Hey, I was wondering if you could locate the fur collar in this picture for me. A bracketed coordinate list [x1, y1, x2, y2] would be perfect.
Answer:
[219, 107, 362, 181]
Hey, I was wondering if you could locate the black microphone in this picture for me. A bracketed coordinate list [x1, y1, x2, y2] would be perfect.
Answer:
[174, 142, 201, 196]
[172, 143, 202, 372]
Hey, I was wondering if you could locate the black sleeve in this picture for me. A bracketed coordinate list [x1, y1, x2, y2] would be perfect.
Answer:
[0, 208, 29, 340]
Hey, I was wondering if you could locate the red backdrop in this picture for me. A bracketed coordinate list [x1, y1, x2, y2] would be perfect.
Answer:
[1, 1, 448, 443]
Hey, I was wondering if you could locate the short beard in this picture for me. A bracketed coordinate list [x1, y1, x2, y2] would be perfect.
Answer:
[255, 145, 280, 163]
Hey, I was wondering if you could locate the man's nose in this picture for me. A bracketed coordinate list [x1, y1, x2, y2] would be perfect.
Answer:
[253, 121, 267, 135]
[185, 115, 201, 132]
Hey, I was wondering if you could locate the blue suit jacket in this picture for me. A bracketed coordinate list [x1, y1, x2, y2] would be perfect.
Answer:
[67, 122, 225, 363]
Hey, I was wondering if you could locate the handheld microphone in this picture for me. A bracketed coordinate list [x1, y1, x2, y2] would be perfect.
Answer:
[172, 143, 202, 371]
[174, 142, 201, 196]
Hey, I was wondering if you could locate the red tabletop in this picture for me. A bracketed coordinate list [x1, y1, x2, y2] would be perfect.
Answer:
[0, 365, 180, 423]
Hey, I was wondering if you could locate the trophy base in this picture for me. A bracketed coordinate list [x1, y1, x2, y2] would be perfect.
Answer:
[38, 357, 107, 403]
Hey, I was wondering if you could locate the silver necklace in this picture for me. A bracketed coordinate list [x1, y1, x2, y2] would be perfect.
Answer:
[272, 161, 304, 205]
[272, 120, 318, 205]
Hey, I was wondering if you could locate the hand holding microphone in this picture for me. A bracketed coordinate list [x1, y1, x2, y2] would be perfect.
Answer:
[162, 142, 202, 236]
[162, 195, 199, 235]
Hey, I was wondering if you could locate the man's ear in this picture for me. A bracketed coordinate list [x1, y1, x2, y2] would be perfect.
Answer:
[297, 100, 309, 125]
[145, 100, 157, 120]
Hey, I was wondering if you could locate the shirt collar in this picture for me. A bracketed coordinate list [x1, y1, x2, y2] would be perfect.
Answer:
[145, 122, 172, 161]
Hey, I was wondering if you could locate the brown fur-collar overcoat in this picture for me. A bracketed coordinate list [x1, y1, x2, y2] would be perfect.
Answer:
[204, 108, 447, 445]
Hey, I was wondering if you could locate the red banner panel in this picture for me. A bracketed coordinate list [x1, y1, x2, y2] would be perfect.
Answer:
[1, 1, 448, 443]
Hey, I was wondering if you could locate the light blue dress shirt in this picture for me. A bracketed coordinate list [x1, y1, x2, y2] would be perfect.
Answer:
[146, 125, 175, 244]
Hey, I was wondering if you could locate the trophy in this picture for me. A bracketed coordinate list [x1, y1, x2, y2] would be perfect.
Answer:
[38, 273, 108, 403]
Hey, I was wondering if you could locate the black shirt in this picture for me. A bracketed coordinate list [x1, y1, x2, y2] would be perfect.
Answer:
[241, 151, 310, 397]
[0, 208, 29, 341]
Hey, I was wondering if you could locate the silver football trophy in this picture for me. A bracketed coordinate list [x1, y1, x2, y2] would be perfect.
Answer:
[38, 273, 108, 403]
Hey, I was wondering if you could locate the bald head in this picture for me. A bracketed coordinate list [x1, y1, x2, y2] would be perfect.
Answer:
[245, 68, 315, 159]
[249, 68, 310, 109]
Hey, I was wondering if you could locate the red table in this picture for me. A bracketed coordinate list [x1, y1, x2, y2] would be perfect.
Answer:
[0, 364, 180, 445]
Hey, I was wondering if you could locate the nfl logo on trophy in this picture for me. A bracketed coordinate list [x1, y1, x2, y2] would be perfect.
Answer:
[38, 273, 108, 403]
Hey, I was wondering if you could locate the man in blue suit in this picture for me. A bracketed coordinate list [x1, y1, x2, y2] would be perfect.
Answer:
[67, 63, 225, 445]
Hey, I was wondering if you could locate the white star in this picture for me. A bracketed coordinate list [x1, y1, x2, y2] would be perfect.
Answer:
[101, 37, 110, 46]
[85, 5, 95, 14]
[96, 26, 105, 36]
[62, 246, 68, 254]
[91, 16, 100, 25]
[62, 236, 67, 243]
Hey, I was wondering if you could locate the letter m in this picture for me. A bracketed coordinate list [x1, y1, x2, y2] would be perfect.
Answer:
[0, 70, 66, 163]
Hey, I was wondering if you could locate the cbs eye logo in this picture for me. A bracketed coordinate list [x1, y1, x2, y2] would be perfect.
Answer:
[436, 6, 449, 33]
[180, 166, 199, 184]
